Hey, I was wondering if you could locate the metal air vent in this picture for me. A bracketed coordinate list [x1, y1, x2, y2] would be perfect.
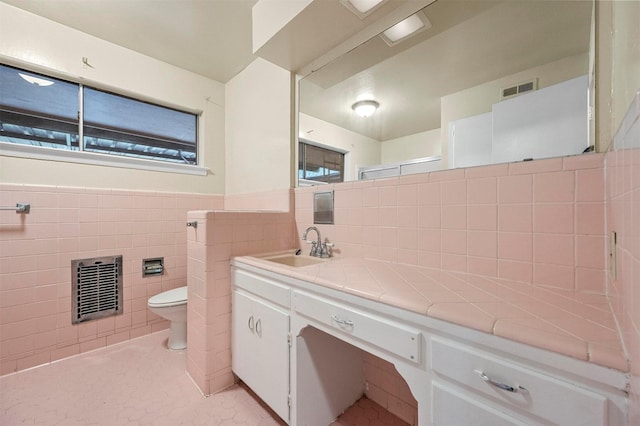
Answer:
[500, 79, 538, 100]
[71, 255, 123, 324]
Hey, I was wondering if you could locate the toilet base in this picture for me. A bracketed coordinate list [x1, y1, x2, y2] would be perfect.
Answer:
[167, 321, 187, 350]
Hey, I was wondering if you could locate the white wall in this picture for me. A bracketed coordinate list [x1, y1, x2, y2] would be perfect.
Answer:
[225, 58, 292, 195]
[0, 3, 226, 195]
[381, 128, 441, 164]
[440, 52, 588, 166]
[299, 113, 381, 182]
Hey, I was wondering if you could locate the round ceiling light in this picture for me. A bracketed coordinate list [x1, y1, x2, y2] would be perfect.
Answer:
[352, 100, 379, 118]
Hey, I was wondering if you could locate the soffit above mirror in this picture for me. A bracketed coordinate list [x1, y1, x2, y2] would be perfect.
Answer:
[253, 0, 434, 73]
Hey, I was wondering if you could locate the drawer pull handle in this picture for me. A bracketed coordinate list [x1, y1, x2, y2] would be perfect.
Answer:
[331, 314, 354, 327]
[248, 314, 254, 331]
[474, 370, 527, 393]
[255, 319, 262, 337]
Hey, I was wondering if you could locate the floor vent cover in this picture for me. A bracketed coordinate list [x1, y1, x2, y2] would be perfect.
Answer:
[71, 255, 123, 324]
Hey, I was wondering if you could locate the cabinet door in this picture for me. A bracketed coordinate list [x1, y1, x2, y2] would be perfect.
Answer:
[432, 381, 528, 426]
[232, 289, 290, 422]
[232, 290, 257, 386]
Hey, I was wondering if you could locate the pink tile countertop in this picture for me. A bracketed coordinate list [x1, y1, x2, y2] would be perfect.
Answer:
[233, 253, 628, 373]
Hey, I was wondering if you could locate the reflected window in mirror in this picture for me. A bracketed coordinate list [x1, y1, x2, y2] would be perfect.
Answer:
[298, 140, 346, 186]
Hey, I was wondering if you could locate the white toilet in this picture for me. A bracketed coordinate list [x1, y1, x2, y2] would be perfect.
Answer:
[147, 286, 188, 350]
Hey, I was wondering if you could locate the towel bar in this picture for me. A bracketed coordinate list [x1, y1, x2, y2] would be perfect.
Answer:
[0, 203, 30, 213]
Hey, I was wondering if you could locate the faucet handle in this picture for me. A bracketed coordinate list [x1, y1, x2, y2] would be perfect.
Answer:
[320, 241, 333, 258]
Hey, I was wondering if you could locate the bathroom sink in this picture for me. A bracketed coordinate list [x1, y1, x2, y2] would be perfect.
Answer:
[260, 253, 327, 267]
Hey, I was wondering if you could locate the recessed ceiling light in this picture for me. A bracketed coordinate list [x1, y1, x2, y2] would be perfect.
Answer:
[380, 11, 431, 46]
[340, 0, 386, 19]
[18, 73, 54, 87]
[352, 100, 379, 118]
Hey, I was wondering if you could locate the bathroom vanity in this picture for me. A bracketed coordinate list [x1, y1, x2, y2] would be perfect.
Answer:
[231, 253, 628, 426]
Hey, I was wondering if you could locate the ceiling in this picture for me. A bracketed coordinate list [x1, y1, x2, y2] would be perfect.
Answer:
[1, 0, 258, 83]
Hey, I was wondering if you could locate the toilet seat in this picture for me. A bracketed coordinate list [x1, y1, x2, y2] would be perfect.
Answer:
[148, 286, 187, 308]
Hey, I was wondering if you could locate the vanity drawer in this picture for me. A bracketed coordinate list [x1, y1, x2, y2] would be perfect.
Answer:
[431, 338, 607, 425]
[232, 268, 290, 308]
[293, 291, 420, 364]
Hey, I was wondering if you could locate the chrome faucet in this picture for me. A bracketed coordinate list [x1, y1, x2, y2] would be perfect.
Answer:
[302, 226, 333, 258]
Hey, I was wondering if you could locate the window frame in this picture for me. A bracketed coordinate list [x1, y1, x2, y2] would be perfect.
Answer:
[0, 61, 206, 176]
[298, 138, 347, 184]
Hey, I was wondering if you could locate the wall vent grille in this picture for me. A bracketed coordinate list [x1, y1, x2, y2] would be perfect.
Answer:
[500, 78, 538, 100]
[71, 255, 123, 324]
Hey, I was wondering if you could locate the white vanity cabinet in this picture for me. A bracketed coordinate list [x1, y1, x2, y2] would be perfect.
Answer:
[231, 260, 628, 426]
[231, 268, 291, 423]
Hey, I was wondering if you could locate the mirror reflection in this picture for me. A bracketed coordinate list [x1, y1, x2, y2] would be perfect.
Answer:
[298, 0, 593, 185]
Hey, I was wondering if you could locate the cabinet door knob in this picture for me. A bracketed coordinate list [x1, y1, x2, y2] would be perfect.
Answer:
[255, 319, 262, 337]
[474, 370, 528, 393]
[248, 314, 254, 331]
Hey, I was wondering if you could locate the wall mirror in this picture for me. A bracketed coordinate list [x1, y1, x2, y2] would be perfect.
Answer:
[298, 0, 594, 185]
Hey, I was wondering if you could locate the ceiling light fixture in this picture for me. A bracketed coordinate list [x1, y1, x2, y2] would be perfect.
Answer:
[352, 100, 379, 118]
[380, 11, 431, 46]
[18, 73, 54, 87]
[340, 0, 386, 19]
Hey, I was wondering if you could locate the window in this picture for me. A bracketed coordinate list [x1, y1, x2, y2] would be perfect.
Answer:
[298, 140, 345, 184]
[0, 63, 198, 166]
[83, 88, 197, 164]
[0, 65, 80, 151]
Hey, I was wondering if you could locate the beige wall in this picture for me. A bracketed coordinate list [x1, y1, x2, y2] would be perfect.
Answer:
[299, 112, 381, 182]
[225, 58, 292, 195]
[0, 2, 225, 195]
[441, 52, 589, 166]
[381, 128, 441, 164]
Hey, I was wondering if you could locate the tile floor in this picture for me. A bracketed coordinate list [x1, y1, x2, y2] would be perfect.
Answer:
[0, 330, 408, 426]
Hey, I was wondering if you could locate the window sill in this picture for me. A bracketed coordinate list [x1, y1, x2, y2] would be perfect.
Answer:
[0, 142, 208, 176]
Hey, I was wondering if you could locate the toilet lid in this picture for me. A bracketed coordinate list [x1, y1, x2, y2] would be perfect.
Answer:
[148, 286, 188, 307]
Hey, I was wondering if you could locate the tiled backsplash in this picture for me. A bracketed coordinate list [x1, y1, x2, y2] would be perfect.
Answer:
[0, 184, 223, 375]
[295, 153, 609, 423]
[295, 153, 607, 294]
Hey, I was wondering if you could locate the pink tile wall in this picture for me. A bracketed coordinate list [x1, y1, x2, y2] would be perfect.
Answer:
[0, 184, 223, 376]
[364, 353, 417, 425]
[186, 210, 294, 395]
[606, 91, 640, 425]
[295, 155, 608, 420]
[295, 153, 606, 294]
